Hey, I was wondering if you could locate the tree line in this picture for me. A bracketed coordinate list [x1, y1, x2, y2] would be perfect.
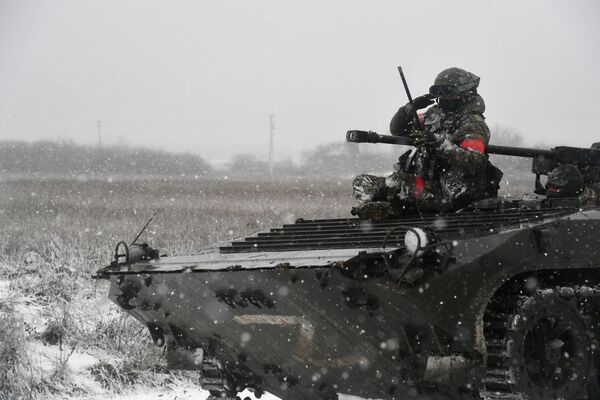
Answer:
[0, 139, 397, 179]
[0, 140, 211, 177]
[0, 126, 531, 181]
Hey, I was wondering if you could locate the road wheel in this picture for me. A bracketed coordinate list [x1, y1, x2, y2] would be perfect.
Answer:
[506, 290, 592, 400]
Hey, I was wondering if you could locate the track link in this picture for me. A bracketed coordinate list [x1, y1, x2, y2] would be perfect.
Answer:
[199, 357, 238, 400]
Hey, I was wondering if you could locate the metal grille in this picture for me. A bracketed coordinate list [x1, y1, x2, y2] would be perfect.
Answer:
[219, 208, 573, 253]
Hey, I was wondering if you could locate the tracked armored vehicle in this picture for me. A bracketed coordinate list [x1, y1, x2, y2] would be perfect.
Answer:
[96, 132, 600, 400]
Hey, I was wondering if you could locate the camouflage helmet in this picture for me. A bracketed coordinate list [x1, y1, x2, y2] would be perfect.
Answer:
[591, 142, 600, 150]
[429, 67, 480, 97]
[546, 164, 584, 198]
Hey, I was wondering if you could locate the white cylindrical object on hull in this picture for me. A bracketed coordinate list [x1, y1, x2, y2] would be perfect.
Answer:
[404, 227, 429, 255]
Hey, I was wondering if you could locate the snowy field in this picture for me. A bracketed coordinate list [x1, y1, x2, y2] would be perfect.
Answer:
[0, 177, 352, 400]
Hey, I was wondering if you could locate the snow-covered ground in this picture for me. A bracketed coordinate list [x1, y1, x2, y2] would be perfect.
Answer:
[89, 387, 208, 400]
[0, 278, 9, 298]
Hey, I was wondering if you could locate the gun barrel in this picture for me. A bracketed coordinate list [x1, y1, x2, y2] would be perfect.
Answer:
[487, 144, 552, 158]
[346, 130, 553, 159]
[346, 130, 413, 146]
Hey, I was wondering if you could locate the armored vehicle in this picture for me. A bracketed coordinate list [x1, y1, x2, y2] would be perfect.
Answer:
[96, 132, 600, 400]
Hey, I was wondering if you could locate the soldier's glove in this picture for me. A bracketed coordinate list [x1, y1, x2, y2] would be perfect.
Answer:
[412, 93, 435, 110]
[410, 130, 439, 150]
[409, 130, 426, 148]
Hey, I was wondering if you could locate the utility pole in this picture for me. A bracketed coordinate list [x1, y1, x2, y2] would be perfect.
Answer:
[268, 114, 275, 176]
[97, 120, 102, 147]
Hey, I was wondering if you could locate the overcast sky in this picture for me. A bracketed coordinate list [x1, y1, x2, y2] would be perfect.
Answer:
[1, 0, 599, 163]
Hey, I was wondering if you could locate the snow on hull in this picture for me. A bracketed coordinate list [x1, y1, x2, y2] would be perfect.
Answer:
[104, 247, 387, 273]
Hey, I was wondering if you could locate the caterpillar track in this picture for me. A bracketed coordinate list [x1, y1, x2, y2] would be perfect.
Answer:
[199, 357, 234, 400]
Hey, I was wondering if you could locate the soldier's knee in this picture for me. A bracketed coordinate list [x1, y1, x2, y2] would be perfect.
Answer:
[353, 174, 378, 185]
[353, 174, 387, 202]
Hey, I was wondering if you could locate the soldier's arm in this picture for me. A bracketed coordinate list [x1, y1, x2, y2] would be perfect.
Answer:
[390, 106, 427, 136]
[390, 94, 434, 136]
[390, 105, 414, 136]
[437, 115, 490, 170]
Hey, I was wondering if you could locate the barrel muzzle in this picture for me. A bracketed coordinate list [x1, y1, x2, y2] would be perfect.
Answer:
[346, 130, 380, 143]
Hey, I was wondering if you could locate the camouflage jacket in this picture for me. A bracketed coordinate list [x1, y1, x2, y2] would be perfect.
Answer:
[389, 95, 495, 208]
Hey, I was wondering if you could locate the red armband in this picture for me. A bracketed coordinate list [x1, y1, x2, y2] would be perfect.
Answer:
[460, 138, 486, 153]
[417, 112, 425, 130]
[414, 175, 424, 198]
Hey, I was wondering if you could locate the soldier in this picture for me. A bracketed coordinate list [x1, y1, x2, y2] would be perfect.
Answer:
[546, 163, 598, 208]
[353, 67, 501, 220]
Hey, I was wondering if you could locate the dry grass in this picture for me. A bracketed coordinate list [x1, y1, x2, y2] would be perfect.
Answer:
[0, 177, 352, 261]
[0, 305, 32, 400]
